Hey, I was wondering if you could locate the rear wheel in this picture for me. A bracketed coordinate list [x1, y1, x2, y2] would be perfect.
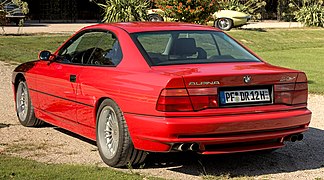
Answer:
[16, 80, 44, 127]
[215, 18, 233, 31]
[96, 99, 147, 167]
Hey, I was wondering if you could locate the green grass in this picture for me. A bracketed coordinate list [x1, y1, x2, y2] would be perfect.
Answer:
[228, 29, 324, 94]
[0, 34, 69, 63]
[0, 155, 154, 180]
[0, 29, 323, 93]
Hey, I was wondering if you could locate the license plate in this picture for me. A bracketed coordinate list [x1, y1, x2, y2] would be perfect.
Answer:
[220, 89, 271, 105]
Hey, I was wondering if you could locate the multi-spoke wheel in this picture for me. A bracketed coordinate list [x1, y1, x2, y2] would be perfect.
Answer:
[16, 80, 43, 127]
[215, 18, 233, 31]
[96, 99, 147, 167]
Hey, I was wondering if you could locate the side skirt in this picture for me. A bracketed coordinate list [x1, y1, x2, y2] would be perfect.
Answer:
[34, 108, 96, 141]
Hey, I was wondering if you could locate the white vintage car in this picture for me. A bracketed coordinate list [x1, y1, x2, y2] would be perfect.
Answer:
[147, 8, 251, 31]
[213, 10, 251, 31]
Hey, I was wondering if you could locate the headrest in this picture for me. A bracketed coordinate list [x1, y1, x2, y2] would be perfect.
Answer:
[170, 38, 197, 56]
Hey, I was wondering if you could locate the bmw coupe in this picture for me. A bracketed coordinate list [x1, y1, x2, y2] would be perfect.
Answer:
[12, 22, 312, 167]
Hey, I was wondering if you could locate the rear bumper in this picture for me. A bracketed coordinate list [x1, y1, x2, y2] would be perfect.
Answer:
[125, 108, 311, 153]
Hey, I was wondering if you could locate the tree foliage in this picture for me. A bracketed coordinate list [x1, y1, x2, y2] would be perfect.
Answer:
[155, 0, 219, 24]
[96, 0, 150, 23]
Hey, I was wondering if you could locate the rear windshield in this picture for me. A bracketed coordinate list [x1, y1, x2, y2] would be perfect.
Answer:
[131, 31, 261, 66]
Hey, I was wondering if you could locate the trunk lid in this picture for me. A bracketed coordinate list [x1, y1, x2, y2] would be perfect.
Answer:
[151, 62, 299, 88]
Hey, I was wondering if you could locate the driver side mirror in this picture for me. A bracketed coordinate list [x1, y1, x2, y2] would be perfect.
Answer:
[38, 50, 52, 61]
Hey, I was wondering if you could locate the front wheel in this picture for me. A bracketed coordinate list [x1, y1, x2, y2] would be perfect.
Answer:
[215, 18, 233, 31]
[16, 80, 44, 127]
[96, 99, 147, 167]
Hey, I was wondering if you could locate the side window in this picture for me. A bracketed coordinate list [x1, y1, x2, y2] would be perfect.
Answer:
[92, 33, 123, 66]
[57, 31, 123, 66]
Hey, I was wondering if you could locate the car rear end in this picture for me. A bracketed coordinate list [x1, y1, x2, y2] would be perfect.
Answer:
[123, 25, 311, 154]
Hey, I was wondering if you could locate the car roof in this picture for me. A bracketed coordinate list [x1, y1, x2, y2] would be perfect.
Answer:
[83, 22, 221, 33]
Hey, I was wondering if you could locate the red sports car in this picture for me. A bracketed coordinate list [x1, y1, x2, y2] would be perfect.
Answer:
[12, 22, 312, 167]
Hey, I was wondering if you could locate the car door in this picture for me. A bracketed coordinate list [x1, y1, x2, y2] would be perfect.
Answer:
[75, 31, 123, 128]
[36, 30, 107, 123]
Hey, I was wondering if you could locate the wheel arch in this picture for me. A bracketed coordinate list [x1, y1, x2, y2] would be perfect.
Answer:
[14, 73, 26, 94]
[94, 97, 124, 124]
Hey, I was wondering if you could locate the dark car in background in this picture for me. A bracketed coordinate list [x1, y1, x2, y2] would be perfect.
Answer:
[1, 0, 25, 25]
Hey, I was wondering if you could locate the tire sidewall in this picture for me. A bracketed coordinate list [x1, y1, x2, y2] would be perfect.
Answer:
[16, 81, 35, 126]
[96, 99, 129, 167]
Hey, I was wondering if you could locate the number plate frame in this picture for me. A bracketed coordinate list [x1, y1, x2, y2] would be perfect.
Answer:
[219, 85, 273, 107]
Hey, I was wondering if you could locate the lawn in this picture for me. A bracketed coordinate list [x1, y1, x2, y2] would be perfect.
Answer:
[0, 29, 323, 94]
[228, 29, 324, 94]
[0, 155, 155, 180]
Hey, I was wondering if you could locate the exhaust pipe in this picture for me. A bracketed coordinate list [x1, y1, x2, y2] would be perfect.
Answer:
[173, 143, 199, 151]
[175, 143, 190, 151]
[189, 143, 199, 151]
[285, 135, 297, 142]
[285, 134, 304, 142]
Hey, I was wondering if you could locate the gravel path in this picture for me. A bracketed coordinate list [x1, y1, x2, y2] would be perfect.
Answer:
[0, 61, 323, 180]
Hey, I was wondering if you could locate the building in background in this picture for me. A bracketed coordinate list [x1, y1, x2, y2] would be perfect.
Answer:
[25, 0, 102, 22]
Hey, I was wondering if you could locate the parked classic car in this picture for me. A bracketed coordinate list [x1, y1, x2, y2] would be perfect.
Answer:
[0, 1, 25, 25]
[146, 7, 250, 31]
[213, 10, 251, 31]
[12, 22, 311, 168]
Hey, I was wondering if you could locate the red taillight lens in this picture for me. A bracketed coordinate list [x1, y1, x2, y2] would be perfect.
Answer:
[157, 89, 193, 112]
[188, 87, 218, 111]
[274, 81, 308, 105]
[156, 96, 193, 112]
[156, 88, 218, 112]
[274, 84, 295, 91]
[190, 95, 218, 110]
[275, 91, 293, 104]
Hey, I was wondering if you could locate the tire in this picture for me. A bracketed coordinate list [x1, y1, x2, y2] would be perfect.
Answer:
[148, 14, 164, 22]
[96, 99, 147, 167]
[16, 80, 44, 127]
[215, 18, 233, 31]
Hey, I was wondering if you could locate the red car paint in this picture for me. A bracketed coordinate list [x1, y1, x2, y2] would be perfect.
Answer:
[12, 22, 311, 154]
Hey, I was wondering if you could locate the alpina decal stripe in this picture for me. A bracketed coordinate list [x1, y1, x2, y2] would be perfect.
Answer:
[189, 81, 220, 86]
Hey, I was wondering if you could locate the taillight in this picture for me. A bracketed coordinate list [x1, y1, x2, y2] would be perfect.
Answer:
[188, 87, 218, 111]
[156, 87, 218, 112]
[156, 89, 193, 112]
[274, 73, 308, 105]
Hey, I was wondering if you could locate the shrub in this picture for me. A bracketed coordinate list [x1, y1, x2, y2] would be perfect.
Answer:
[288, 0, 324, 27]
[155, 0, 219, 24]
[96, 0, 149, 23]
[294, 4, 324, 27]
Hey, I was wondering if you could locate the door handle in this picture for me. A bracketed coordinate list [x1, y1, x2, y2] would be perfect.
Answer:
[70, 74, 77, 82]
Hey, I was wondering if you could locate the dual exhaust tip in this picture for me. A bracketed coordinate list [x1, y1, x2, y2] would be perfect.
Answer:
[173, 143, 199, 152]
[172, 133, 304, 152]
[285, 133, 304, 142]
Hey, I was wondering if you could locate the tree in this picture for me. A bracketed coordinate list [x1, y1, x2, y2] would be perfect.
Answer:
[96, 0, 150, 23]
[155, 0, 219, 24]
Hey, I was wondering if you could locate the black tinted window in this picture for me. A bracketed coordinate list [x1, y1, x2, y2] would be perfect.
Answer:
[132, 31, 260, 66]
[57, 31, 122, 66]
